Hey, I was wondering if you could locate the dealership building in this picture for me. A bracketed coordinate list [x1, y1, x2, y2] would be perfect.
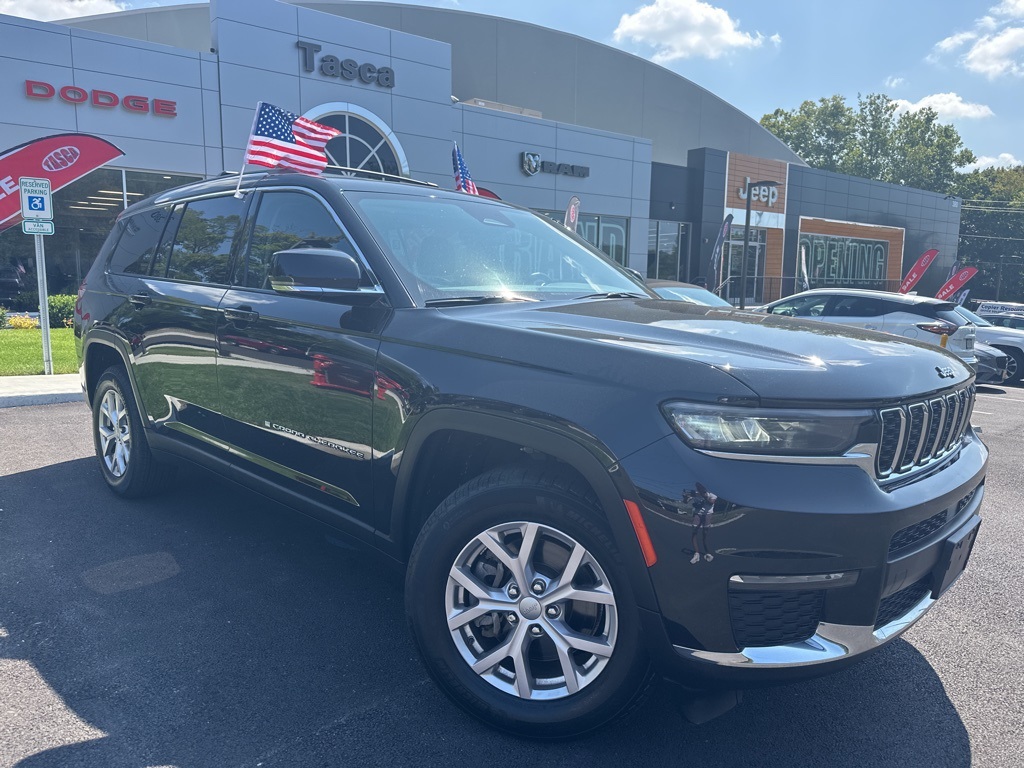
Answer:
[0, 0, 963, 303]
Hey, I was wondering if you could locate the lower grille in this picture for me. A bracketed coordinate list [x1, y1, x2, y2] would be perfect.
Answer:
[729, 589, 824, 648]
[874, 578, 931, 629]
[889, 511, 948, 555]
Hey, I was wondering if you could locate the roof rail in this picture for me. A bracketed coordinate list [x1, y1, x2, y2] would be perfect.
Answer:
[322, 165, 438, 187]
[220, 167, 438, 187]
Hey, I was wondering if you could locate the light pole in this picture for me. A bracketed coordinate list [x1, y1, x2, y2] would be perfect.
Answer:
[739, 179, 778, 309]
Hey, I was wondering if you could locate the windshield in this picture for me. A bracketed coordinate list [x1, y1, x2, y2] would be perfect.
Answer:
[652, 284, 732, 306]
[344, 191, 651, 304]
[955, 306, 991, 327]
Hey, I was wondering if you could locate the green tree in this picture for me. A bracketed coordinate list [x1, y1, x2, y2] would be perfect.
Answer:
[951, 166, 1024, 302]
[761, 93, 976, 194]
[761, 95, 854, 173]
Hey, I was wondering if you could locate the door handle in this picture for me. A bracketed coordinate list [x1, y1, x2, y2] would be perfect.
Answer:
[128, 293, 151, 307]
[223, 306, 259, 323]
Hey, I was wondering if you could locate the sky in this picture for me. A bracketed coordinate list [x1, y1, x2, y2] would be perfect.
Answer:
[3, 0, 1023, 172]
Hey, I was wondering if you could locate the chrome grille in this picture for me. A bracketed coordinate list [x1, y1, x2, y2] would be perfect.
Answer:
[876, 385, 975, 479]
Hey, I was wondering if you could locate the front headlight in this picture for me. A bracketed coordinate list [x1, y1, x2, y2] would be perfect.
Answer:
[662, 401, 877, 456]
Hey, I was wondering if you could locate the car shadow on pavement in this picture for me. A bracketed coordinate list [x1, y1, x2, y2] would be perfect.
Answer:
[1, 459, 971, 768]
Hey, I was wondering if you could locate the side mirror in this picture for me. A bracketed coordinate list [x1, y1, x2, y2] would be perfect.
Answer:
[269, 248, 363, 294]
[626, 267, 645, 282]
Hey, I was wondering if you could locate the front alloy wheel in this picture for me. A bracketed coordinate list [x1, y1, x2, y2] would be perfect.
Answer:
[446, 521, 618, 700]
[406, 466, 652, 737]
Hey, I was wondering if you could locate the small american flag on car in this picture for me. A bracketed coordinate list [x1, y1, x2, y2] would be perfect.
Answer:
[452, 141, 479, 195]
[243, 102, 341, 175]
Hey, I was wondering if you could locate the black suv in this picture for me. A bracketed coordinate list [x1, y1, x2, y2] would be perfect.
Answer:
[76, 172, 986, 737]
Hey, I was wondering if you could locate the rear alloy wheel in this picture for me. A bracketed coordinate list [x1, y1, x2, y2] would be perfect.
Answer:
[91, 365, 174, 497]
[998, 347, 1023, 385]
[406, 467, 652, 737]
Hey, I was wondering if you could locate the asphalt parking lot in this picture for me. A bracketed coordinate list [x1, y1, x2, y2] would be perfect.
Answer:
[1, 393, 1022, 768]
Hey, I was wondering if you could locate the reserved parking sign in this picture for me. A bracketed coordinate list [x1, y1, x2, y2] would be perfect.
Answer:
[19, 176, 52, 220]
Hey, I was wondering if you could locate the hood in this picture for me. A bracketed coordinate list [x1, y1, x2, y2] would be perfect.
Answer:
[412, 298, 974, 406]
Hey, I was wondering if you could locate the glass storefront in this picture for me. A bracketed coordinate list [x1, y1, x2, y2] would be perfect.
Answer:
[537, 210, 630, 266]
[0, 169, 200, 309]
[722, 225, 766, 305]
[647, 220, 691, 281]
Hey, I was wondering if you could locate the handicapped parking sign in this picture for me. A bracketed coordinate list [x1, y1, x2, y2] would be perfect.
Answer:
[19, 177, 53, 220]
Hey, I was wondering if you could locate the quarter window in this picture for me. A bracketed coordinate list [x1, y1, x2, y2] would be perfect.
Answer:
[165, 196, 244, 284]
[244, 191, 356, 289]
[107, 206, 173, 275]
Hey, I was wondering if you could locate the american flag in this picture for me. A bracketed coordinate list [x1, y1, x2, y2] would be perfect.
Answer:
[452, 142, 478, 195]
[243, 102, 341, 175]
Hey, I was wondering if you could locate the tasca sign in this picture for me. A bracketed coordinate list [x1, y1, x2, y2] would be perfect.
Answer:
[296, 41, 395, 87]
[0, 133, 124, 231]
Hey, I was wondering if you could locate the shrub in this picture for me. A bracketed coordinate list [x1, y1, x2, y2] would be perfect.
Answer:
[11, 291, 38, 312]
[7, 315, 39, 329]
[47, 294, 77, 328]
[0, 305, 6, 329]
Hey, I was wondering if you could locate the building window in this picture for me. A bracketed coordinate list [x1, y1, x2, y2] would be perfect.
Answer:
[537, 210, 630, 266]
[306, 103, 409, 177]
[647, 220, 691, 280]
[0, 169, 200, 307]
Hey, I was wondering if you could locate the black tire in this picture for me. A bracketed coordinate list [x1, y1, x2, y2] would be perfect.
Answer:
[91, 365, 175, 498]
[405, 465, 654, 738]
[996, 346, 1024, 385]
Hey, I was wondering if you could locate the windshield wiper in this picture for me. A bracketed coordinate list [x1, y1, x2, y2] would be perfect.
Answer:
[424, 295, 537, 307]
[572, 291, 648, 300]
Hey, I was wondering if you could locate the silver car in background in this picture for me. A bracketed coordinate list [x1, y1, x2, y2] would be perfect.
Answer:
[763, 289, 978, 369]
[958, 307, 1024, 384]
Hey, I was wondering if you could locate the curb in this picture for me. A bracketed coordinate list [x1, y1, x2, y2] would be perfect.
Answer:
[0, 391, 85, 408]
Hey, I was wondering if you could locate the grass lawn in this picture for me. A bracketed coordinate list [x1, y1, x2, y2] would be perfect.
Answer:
[0, 328, 78, 375]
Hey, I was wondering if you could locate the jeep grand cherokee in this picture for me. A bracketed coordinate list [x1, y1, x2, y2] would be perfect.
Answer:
[75, 172, 986, 737]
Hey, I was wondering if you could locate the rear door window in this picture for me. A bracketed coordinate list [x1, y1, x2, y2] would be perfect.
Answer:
[825, 296, 885, 318]
[165, 195, 245, 285]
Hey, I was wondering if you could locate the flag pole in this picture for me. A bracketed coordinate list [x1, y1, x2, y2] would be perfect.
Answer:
[235, 101, 262, 198]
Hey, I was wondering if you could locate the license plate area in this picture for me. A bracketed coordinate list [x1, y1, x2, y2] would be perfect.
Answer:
[932, 515, 981, 598]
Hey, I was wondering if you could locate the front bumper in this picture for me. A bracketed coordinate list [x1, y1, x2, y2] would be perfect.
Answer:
[619, 430, 987, 685]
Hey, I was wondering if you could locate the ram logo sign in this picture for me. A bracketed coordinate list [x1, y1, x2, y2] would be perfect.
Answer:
[520, 151, 590, 178]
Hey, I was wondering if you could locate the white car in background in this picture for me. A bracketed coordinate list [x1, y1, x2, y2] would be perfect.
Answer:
[763, 289, 978, 369]
[957, 307, 1024, 385]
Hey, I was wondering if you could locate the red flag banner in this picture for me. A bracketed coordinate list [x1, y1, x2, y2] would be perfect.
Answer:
[898, 249, 939, 294]
[935, 267, 978, 301]
[0, 133, 124, 231]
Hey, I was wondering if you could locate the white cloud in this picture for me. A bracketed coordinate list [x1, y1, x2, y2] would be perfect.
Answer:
[0, 0, 125, 20]
[930, 5, 1024, 77]
[884, 75, 905, 88]
[893, 92, 995, 119]
[994, 0, 1024, 18]
[963, 26, 1024, 77]
[935, 30, 978, 53]
[965, 152, 1022, 171]
[613, 0, 776, 62]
